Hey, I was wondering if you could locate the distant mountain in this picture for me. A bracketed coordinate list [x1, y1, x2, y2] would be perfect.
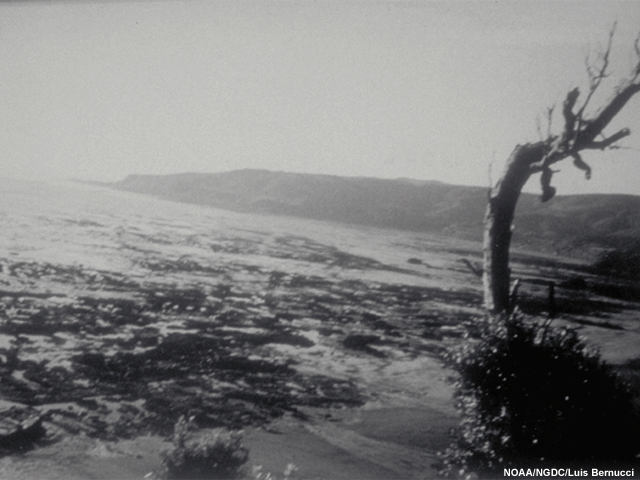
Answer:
[108, 169, 640, 259]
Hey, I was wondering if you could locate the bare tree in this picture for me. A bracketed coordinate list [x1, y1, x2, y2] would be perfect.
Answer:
[483, 27, 640, 313]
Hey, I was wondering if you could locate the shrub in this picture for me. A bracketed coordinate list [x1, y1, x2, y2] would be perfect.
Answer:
[592, 244, 640, 279]
[161, 416, 249, 480]
[440, 312, 640, 478]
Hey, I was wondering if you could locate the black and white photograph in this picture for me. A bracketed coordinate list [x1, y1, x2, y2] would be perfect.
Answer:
[1, 1, 640, 478]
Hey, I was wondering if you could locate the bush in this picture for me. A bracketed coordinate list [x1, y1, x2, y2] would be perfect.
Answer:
[161, 416, 249, 480]
[441, 313, 640, 478]
[592, 244, 640, 279]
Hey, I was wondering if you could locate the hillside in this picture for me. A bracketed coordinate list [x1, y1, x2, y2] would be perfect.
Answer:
[109, 170, 640, 258]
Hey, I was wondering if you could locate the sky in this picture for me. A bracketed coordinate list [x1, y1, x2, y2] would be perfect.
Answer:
[1, 0, 640, 196]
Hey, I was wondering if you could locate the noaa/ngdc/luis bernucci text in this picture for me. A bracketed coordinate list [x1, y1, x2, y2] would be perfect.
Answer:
[504, 468, 635, 477]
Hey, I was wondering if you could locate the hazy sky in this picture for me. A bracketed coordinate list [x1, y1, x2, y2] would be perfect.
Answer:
[2, 0, 640, 195]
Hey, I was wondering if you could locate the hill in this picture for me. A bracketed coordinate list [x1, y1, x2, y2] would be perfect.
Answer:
[109, 169, 640, 258]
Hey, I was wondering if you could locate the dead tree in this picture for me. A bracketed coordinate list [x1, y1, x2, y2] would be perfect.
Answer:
[483, 28, 640, 313]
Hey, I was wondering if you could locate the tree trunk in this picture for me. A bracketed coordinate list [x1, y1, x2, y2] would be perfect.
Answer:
[481, 32, 640, 314]
[483, 143, 545, 313]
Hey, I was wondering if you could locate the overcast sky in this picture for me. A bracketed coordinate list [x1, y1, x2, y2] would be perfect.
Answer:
[2, 0, 640, 195]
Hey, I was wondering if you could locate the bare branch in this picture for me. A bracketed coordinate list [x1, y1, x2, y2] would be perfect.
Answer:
[577, 82, 640, 144]
[483, 27, 640, 314]
[536, 115, 544, 142]
[635, 33, 640, 74]
[576, 23, 616, 123]
[528, 140, 561, 173]
[540, 167, 557, 202]
[536, 106, 555, 143]
[562, 88, 579, 146]
[584, 127, 631, 149]
[571, 153, 591, 180]
[573, 28, 639, 146]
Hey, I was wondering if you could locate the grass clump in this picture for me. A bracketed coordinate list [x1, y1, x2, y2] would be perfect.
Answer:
[440, 312, 640, 479]
[252, 463, 298, 480]
[161, 416, 249, 480]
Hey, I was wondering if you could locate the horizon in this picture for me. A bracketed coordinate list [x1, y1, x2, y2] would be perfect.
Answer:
[2, 0, 640, 196]
[29, 167, 640, 199]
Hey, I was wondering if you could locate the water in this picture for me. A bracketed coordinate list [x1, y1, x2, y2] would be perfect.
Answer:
[0, 176, 477, 290]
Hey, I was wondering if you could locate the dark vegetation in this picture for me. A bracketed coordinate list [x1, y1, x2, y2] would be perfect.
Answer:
[591, 243, 640, 280]
[441, 313, 640, 478]
[161, 416, 248, 480]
